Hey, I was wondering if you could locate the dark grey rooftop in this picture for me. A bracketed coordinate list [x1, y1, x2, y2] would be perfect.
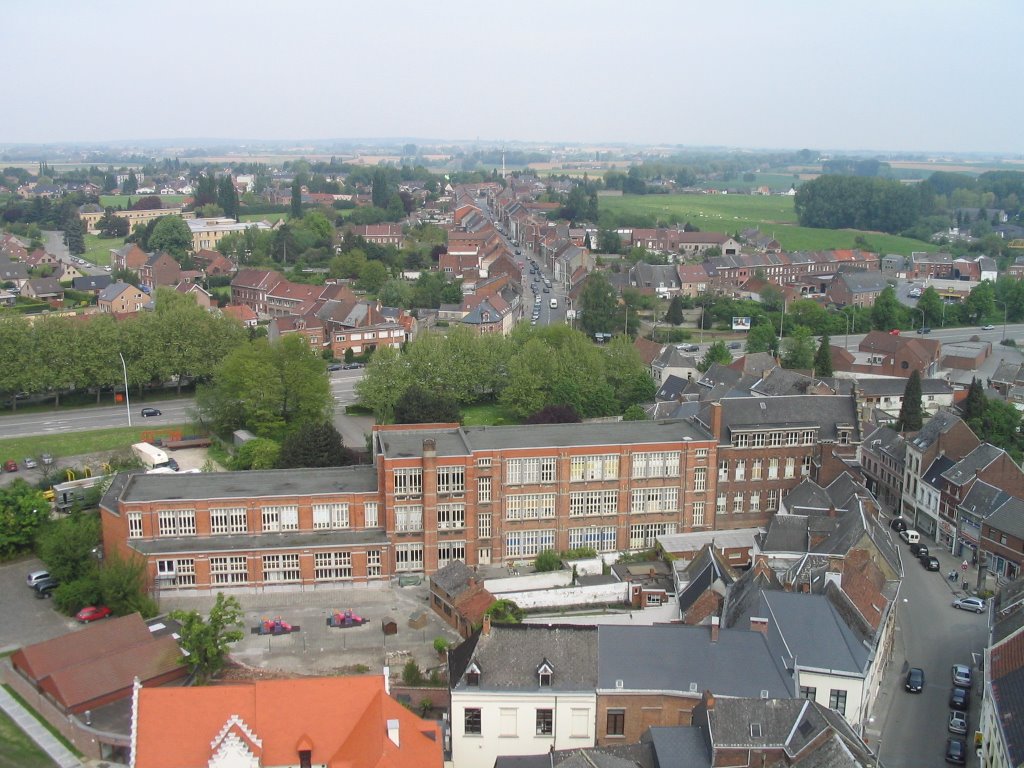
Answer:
[761, 515, 809, 553]
[697, 395, 859, 442]
[749, 368, 817, 397]
[655, 374, 690, 402]
[958, 480, 1010, 520]
[646, 726, 709, 768]
[856, 377, 952, 396]
[131, 528, 388, 556]
[757, 591, 870, 675]
[496, 743, 657, 768]
[862, 426, 905, 461]
[457, 419, 713, 453]
[597, 624, 792, 698]
[922, 455, 955, 490]
[985, 497, 1024, 541]
[118, 465, 379, 503]
[452, 624, 598, 692]
[430, 560, 475, 597]
[836, 271, 890, 293]
[783, 479, 833, 513]
[907, 411, 963, 451]
[942, 443, 1005, 486]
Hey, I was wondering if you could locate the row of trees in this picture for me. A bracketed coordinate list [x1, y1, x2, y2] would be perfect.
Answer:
[0, 289, 248, 407]
[356, 325, 655, 423]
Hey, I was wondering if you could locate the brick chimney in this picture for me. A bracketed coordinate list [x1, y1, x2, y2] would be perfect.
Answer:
[750, 617, 769, 635]
[710, 615, 720, 643]
[703, 690, 716, 711]
[482, 613, 491, 636]
[709, 402, 723, 439]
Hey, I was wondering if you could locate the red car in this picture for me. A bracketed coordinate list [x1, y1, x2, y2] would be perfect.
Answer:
[3, 459, 17, 472]
[76, 606, 112, 623]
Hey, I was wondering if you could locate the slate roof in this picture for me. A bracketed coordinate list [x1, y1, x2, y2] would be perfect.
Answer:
[783, 479, 833, 513]
[451, 624, 598, 692]
[942, 443, 1005, 486]
[597, 624, 793, 698]
[677, 545, 739, 615]
[646, 726, 709, 768]
[97, 282, 139, 302]
[958, 479, 1010, 520]
[431, 560, 476, 597]
[756, 590, 870, 675]
[856, 378, 952, 396]
[861, 425, 905, 461]
[696, 395, 859, 443]
[922, 455, 956, 490]
[655, 374, 691, 401]
[748, 368, 818, 397]
[985, 497, 1024, 541]
[907, 411, 963, 451]
[834, 271, 890, 293]
[495, 744, 656, 768]
[72, 275, 113, 291]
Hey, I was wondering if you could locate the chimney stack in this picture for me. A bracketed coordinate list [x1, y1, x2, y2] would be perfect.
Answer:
[750, 617, 769, 635]
[710, 402, 723, 439]
[710, 615, 720, 643]
[482, 613, 492, 636]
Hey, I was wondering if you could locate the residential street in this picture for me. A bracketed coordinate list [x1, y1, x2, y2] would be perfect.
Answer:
[873, 534, 989, 767]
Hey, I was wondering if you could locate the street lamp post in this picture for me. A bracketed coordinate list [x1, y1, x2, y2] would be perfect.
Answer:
[995, 299, 1008, 340]
[118, 352, 132, 427]
[915, 307, 926, 331]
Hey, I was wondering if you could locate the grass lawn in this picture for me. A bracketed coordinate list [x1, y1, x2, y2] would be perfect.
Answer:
[239, 212, 286, 224]
[82, 233, 119, 266]
[0, 423, 195, 464]
[461, 403, 518, 427]
[600, 194, 937, 256]
[100, 194, 186, 208]
[0, 707, 57, 768]
[2, 686, 81, 761]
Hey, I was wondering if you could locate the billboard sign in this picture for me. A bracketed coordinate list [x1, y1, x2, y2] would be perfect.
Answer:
[732, 316, 752, 331]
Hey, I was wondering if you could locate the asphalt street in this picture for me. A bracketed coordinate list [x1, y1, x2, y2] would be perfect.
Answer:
[873, 533, 989, 767]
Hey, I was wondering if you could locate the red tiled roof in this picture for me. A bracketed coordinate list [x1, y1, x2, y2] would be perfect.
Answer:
[134, 676, 442, 768]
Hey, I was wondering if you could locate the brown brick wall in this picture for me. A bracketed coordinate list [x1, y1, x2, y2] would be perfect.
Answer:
[596, 692, 698, 745]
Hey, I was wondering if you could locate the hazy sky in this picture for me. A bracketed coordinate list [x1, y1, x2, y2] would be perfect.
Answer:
[4, 0, 1021, 153]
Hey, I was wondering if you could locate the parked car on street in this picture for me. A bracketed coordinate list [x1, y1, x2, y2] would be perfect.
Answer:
[23, 457, 37, 469]
[917, 326, 932, 334]
[921, 556, 941, 571]
[140, 407, 162, 417]
[3, 459, 17, 472]
[945, 738, 967, 764]
[982, 325, 995, 330]
[41, 453, 54, 465]
[949, 686, 970, 710]
[33, 577, 59, 598]
[905, 667, 925, 693]
[889, 517, 908, 533]
[952, 664, 972, 687]
[952, 596, 986, 614]
[948, 711, 968, 735]
[26, 570, 50, 588]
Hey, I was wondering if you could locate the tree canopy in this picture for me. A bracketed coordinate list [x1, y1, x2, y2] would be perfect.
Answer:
[896, 371, 924, 432]
[148, 215, 193, 258]
[171, 593, 244, 684]
[276, 422, 354, 468]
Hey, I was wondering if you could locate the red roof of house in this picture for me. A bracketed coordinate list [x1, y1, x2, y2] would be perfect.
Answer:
[223, 304, 258, 323]
[133, 676, 442, 768]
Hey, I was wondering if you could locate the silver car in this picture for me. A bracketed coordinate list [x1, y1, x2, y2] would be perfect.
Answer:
[952, 596, 986, 614]
[949, 710, 968, 735]
[952, 664, 971, 687]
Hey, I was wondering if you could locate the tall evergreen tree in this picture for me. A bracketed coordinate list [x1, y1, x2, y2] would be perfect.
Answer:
[962, 376, 986, 422]
[217, 176, 239, 221]
[813, 334, 834, 377]
[664, 296, 685, 325]
[290, 179, 302, 219]
[62, 215, 85, 255]
[896, 370, 924, 432]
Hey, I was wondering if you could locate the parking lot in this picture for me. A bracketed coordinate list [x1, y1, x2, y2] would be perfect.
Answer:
[0, 556, 81, 653]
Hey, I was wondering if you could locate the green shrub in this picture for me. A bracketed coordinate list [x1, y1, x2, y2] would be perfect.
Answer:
[534, 550, 562, 572]
[402, 659, 424, 686]
[433, 637, 450, 654]
[53, 576, 102, 615]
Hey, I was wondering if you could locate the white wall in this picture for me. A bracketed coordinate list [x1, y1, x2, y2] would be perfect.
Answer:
[486, 572, 572, 593]
[498, 582, 628, 610]
[451, 690, 596, 768]
[797, 669, 865, 726]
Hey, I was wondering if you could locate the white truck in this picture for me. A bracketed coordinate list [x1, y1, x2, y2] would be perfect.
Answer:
[132, 442, 170, 469]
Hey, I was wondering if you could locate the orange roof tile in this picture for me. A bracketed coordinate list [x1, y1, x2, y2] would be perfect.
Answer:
[134, 676, 442, 768]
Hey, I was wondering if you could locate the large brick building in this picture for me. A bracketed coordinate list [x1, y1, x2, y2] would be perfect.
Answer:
[100, 420, 718, 592]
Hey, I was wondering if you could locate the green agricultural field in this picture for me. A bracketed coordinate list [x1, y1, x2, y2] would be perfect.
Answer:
[100, 195, 186, 208]
[599, 194, 936, 256]
[239, 212, 285, 224]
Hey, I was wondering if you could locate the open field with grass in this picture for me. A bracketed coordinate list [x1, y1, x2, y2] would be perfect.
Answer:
[600, 194, 937, 255]
[0, 423, 194, 464]
[0, 707, 57, 768]
[240, 212, 286, 224]
[82, 233, 117, 266]
[100, 194, 186, 208]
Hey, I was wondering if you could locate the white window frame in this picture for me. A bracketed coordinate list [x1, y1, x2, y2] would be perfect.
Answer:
[694, 467, 707, 491]
[313, 503, 349, 530]
[364, 502, 379, 528]
[477, 476, 492, 503]
[395, 505, 424, 532]
[128, 512, 142, 539]
[506, 493, 556, 521]
[394, 468, 423, 496]
[570, 490, 618, 517]
[570, 454, 619, 482]
[263, 553, 300, 582]
[210, 555, 247, 585]
[395, 543, 424, 572]
[692, 501, 705, 527]
[436, 465, 466, 494]
[437, 503, 466, 530]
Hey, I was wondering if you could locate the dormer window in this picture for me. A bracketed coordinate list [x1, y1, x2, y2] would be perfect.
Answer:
[537, 660, 554, 687]
[466, 662, 481, 686]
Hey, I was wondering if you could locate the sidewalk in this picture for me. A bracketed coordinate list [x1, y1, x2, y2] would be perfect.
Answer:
[0, 686, 82, 768]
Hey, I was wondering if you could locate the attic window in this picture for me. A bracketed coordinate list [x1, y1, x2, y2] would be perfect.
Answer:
[750, 723, 762, 738]
[466, 661, 481, 686]
[797, 719, 815, 738]
[537, 660, 554, 687]
[299, 750, 312, 768]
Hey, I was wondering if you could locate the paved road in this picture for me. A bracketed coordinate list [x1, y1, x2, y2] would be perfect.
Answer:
[42, 229, 107, 276]
[832, 322, 1024, 352]
[875, 535, 989, 767]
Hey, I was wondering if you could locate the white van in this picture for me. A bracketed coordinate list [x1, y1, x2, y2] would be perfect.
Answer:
[550, 298, 558, 309]
[900, 529, 920, 545]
